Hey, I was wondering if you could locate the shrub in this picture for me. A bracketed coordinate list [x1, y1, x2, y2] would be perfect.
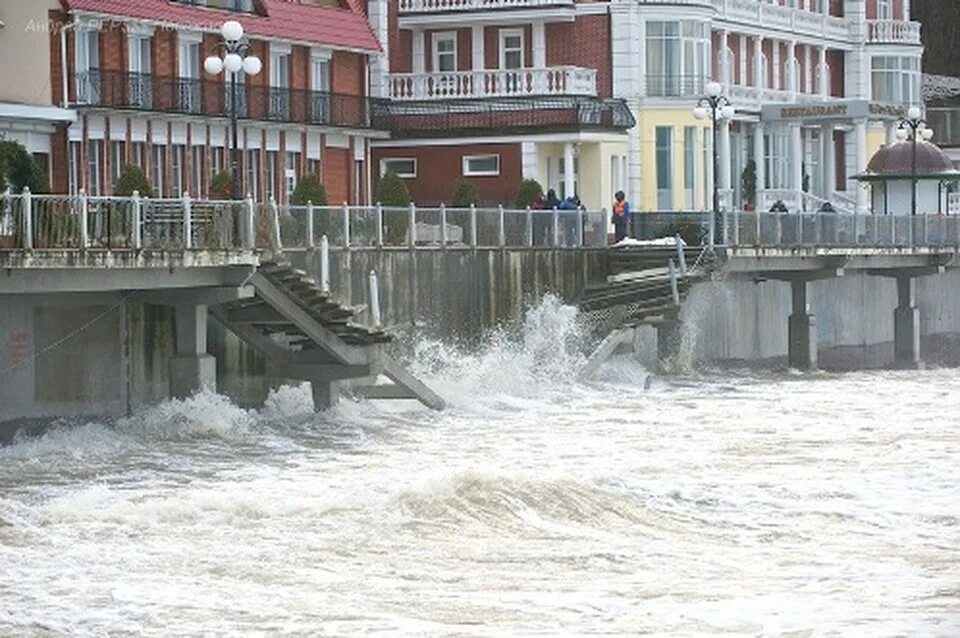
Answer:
[113, 164, 154, 198]
[514, 178, 543, 209]
[210, 170, 232, 199]
[0, 141, 49, 194]
[740, 160, 757, 207]
[450, 178, 479, 207]
[375, 171, 411, 207]
[291, 174, 328, 206]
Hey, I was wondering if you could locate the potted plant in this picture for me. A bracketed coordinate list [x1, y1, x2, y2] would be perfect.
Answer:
[740, 159, 757, 212]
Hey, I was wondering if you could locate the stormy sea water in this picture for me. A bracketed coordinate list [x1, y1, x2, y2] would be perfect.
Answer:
[1, 297, 958, 636]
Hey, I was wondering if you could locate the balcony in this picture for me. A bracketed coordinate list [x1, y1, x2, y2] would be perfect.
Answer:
[714, 0, 849, 41]
[867, 20, 922, 45]
[73, 70, 370, 129]
[399, 0, 572, 14]
[389, 67, 596, 101]
[646, 75, 706, 98]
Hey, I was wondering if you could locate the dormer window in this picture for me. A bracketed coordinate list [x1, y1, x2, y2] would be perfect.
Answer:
[176, 0, 261, 15]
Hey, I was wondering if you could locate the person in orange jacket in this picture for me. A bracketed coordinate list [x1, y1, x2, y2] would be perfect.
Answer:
[612, 190, 630, 242]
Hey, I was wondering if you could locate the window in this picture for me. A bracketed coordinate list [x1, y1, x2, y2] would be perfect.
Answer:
[111, 141, 125, 186]
[175, 0, 257, 13]
[69, 142, 81, 196]
[270, 51, 290, 119]
[311, 57, 331, 122]
[128, 36, 152, 108]
[87, 141, 103, 196]
[246, 150, 260, 198]
[432, 32, 457, 73]
[500, 29, 524, 70]
[153, 146, 166, 197]
[131, 142, 145, 170]
[76, 28, 100, 104]
[179, 39, 201, 113]
[683, 126, 696, 210]
[285, 152, 299, 203]
[877, 0, 891, 20]
[192, 147, 204, 197]
[646, 21, 709, 97]
[171, 145, 185, 196]
[308, 158, 321, 177]
[871, 56, 920, 105]
[463, 154, 500, 177]
[655, 126, 673, 210]
[380, 158, 417, 178]
[212, 147, 225, 176]
[266, 150, 279, 201]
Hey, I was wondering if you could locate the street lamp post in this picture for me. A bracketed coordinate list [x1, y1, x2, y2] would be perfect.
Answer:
[896, 105, 935, 217]
[694, 81, 735, 248]
[204, 21, 262, 200]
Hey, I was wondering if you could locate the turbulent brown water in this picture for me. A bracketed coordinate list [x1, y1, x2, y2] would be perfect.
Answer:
[1, 298, 958, 636]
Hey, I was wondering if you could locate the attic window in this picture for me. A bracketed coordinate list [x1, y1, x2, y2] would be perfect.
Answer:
[175, 0, 262, 15]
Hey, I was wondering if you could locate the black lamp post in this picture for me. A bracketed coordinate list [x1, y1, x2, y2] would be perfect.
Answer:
[694, 81, 735, 247]
[896, 106, 934, 217]
[204, 21, 262, 200]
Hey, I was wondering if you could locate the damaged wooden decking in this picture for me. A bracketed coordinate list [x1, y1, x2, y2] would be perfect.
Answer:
[212, 261, 445, 411]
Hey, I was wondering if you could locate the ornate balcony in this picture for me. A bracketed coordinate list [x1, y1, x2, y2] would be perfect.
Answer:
[867, 20, 922, 45]
[399, 0, 572, 14]
[73, 70, 370, 129]
[713, 0, 849, 41]
[389, 67, 596, 101]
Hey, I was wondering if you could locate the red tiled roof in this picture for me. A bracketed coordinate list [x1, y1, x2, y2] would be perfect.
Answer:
[62, 0, 380, 52]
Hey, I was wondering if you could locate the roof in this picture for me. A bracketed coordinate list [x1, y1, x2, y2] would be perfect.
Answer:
[858, 140, 959, 181]
[61, 0, 380, 53]
[924, 73, 960, 105]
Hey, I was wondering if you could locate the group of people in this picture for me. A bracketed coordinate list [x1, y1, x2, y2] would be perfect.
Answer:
[531, 189, 583, 212]
[530, 188, 633, 244]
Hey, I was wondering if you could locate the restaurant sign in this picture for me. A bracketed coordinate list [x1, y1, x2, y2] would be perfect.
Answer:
[761, 100, 909, 122]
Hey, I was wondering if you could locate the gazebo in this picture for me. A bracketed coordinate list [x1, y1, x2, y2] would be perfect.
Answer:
[856, 140, 960, 215]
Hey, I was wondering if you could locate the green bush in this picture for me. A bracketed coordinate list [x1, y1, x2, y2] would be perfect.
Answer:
[0, 141, 49, 194]
[113, 164, 154, 198]
[210, 170, 232, 199]
[657, 217, 706, 246]
[376, 171, 411, 207]
[450, 178, 479, 207]
[740, 160, 757, 207]
[514, 178, 543, 209]
[291, 174, 328, 206]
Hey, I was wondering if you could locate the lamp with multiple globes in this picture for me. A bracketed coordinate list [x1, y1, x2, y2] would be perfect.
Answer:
[897, 106, 935, 217]
[693, 81, 735, 248]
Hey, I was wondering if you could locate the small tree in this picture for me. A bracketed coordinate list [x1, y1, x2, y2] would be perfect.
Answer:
[450, 178, 478, 207]
[291, 174, 328, 206]
[740, 160, 757, 209]
[376, 170, 411, 207]
[0, 141, 49, 194]
[210, 170, 232, 199]
[113, 164, 154, 198]
[514, 178, 543, 209]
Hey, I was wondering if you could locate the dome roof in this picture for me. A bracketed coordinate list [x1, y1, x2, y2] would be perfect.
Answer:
[866, 140, 955, 176]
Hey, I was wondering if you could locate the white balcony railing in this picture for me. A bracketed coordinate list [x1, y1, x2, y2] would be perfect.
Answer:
[399, 0, 571, 12]
[389, 67, 596, 101]
[867, 20, 922, 44]
[716, 0, 850, 40]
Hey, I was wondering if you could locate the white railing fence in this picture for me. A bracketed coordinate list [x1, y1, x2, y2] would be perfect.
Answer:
[389, 66, 597, 101]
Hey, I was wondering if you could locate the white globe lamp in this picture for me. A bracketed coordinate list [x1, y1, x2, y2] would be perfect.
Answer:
[224, 53, 243, 74]
[242, 56, 262, 76]
[221, 20, 244, 43]
[907, 106, 922, 121]
[204, 55, 224, 76]
[705, 81, 722, 98]
[693, 106, 708, 120]
[922, 127, 934, 141]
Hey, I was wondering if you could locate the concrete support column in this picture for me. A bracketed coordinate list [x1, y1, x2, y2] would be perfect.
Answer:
[471, 25, 484, 70]
[894, 276, 921, 368]
[822, 125, 836, 198]
[803, 44, 811, 95]
[563, 141, 575, 199]
[738, 34, 747, 87]
[754, 122, 766, 208]
[627, 104, 642, 209]
[170, 304, 216, 398]
[854, 118, 868, 212]
[818, 46, 828, 97]
[719, 30, 729, 88]
[312, 379, 343, 410]
[772, 39, 781, 91]
[656, 313, 682, 371]
[719, 118, 731, 209]
[787, 40, 797, 98]
[753, 36, 764, 90]
[791, 124, 803, 209]
[532, 22, 546, 68]
[412, 30, 425, 74]
[788, 280, 817, 370]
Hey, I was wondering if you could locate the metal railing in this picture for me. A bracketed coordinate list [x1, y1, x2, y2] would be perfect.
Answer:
[73, 70, 370, 129]
[646, 75, 706, 98]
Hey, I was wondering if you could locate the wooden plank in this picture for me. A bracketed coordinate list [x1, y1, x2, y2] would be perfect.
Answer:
[578, 327, 636, 380]
[352, 384, 419, 400]
[227, 305, 287, 324]
[382, 356, 446, 410]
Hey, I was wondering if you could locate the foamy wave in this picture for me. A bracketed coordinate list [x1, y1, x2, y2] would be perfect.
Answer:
[116, 390, 256, 440]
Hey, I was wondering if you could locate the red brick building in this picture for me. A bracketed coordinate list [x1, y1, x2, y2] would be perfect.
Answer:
[47, 0, 385, 204]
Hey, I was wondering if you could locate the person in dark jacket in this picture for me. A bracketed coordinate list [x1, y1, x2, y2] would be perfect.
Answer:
[612, 190, 630, 242]
[545, 188, 561, 210]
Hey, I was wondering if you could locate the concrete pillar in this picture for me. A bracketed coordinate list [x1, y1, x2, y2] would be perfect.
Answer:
[894, 276, 921, 368]
[802, 44, 811, 95]
[412, 30, 425, 74]
[772, 38, 781, 91]
[854, 118, 868, 211]
[754, 122, 766, 208]
[627, 103, 642, 209]
[822, 125, 836, 198]
[818, 46, 828, 97]
[791, 123, 803, 209]
[720, 118, 731, 209]
[753, 36, 764, 90]
[719, 30, 729, 88]
[312, 378, 343, 410]
[788, 280, 817, 370]
[471, 25, 484, 70]
[738, 34, 747, 87]
[170, 304, 216, 398]
[787, 40, 797, 98]
[532, 22, 546, 68]
[563, 141, 575, 199]
[656, 315, 682, 371]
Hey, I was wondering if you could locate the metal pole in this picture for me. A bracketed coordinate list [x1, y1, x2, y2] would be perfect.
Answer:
[408, 202, 417, 247]
[552, 208, 560, 247]
[911, 131, 917, 218]
[668, 259, 680, 305]
[439, 203, 447, 248]
[375, 203, 383, 247]
[132, 190, 142, 250]
[676, 234, 686, 275]
[79, 188, 89, 249]
[183, 191, 192, 249]
[498, 204, 505, 247]
[245, 194, 255, 249]
[470, 204, 478, 248]
[306, 201, 315, 249]
[320, 234, 330, 294]
[368, 270, 382, 329]
[270, 197, 281, 250]
[22, 187, 32, 250]
[711, 106, 719, 249]
[525, 206, 533, 246]
[341, 201, 350, 248]
[230, 72, 240, 200]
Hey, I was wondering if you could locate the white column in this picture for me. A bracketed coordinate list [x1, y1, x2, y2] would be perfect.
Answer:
[885, 122, 896, 145]
[854, 118, 868, 212]
[412, 30, 425, 74]
[818, 46, 828, 97]
[532, 22, 546, 68]
[521, 141, 538, 180]
[791, 123, 803, 209]
[803, 44, 811, 95]
[720, 119, 732, 209]
[719, 30, 729, 87]
[627, 103, 642, 209]
[754, 122, 766, 208]
[739, 35, 747, 87]
[563, 141, 575, 199]
[753, 36, 764, 92]
[822, 125, 836, 197]
[472, 25, 484, 70]
[772, 39, 781, 91]
[787, 40, 797, 98]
